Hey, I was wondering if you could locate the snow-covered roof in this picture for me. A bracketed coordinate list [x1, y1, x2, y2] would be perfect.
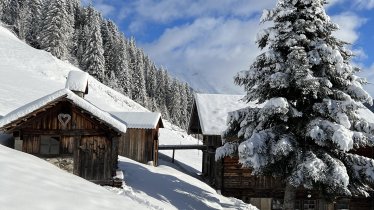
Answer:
[194, 93, 256, 135]
[65, 70, 89, 93]
[110, 112, 163, 129]
[0, 89, 126, 133]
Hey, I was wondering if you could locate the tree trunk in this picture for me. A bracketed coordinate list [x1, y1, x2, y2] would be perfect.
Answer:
[283, 182, 296, 210]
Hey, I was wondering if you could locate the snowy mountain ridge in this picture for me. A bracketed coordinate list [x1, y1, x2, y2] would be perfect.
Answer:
[0, 25, 257, 210]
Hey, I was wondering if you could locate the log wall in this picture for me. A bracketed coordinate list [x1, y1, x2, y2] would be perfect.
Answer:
[118, 128, 156, 164]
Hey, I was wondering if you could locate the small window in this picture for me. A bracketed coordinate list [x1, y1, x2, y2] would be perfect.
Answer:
[336, 199, 349, 210]
[40, 136, 60, 155]
[303, 200, 316, 210]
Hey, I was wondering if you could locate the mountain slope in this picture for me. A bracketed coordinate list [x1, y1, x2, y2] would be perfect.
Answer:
[0, 25, 146, 116]
[0, 25, 257, 209]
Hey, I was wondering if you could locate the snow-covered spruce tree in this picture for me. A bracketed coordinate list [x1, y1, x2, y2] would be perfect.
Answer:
[131, 49, 148, 107]
[145, 61, 158, 100]
[216, 0, 374, 209]
[113, 35, 131, 96]
[0, 0, 4, 20]
[39, 0, 73, 60]
[179, 82, 190, 129]
[18, 0, 43, 46]
[155, 67, 170, 120]
[1, 0, 20, 26]
[81, 6, 105, 81]
[169, 78, 182, 126]
[101, 20, 118, 78]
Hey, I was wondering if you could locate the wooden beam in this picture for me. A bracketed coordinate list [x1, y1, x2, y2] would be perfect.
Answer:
[22, 129, 107, 136]
[158, 144, 207, 150]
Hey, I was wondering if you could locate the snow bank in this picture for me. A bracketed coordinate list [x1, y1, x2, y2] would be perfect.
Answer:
[0, 145, 142, 210]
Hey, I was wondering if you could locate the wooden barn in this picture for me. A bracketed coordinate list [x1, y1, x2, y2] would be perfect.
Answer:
[111, 112, 163, 166]
[0, 71, 127, 184]
[188, 93, 253, 195]
[188, 93, 374, 210]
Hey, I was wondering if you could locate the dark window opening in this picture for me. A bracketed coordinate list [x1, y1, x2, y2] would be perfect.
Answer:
[40, 136, 60, 155]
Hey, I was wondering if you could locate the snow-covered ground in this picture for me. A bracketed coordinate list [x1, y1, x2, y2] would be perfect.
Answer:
[0, 144, 143, 210]
[0, 25, 257, 209]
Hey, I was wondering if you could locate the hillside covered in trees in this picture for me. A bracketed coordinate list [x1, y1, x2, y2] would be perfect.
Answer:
[0, 0, 193, 129]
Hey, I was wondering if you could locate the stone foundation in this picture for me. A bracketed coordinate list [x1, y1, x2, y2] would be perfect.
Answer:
[44, 157, 74, 173]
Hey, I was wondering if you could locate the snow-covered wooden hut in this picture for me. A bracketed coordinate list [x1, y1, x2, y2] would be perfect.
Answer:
[189, 93, 374, 209]
[111, 112, 163, 166]
[188, 93, 271, 200]
[0, 71, 126, 185]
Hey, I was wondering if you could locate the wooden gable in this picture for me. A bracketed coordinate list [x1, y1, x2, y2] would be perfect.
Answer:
[188, 101, 202, 134]
[4, 99, 121, 136]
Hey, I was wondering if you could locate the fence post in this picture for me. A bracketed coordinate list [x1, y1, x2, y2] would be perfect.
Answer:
[172, 149, 175, 163]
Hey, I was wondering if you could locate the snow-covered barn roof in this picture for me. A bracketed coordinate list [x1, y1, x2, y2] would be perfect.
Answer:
[65, 71, 89, 93]
[190, 93, 374, 137]
[110, 112, 163, 129]
[192, 93, 256, 136]
[0, 89, 127, 133]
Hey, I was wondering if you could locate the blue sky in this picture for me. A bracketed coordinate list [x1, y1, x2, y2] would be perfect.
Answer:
[85, 0, 374, 96]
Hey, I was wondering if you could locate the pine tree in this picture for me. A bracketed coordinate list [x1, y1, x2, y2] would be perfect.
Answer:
[114, 35, 131, 96]
[216, 0, 374, 209]
[2, 0, 20, 26]
[76, 24, 89, 67]
[101, 20, 121, 79]
[81, 6, 105, 81]
[169, 79, 182, 126]
[39, 0, 72, 60]
[179, 82, 190, 129]
[164, 70, 172, 111]
[131, 49, 148, 107]
[18, 0, 43, 47]
[145, 59, 158, 99]
[0, 0, 4, 20]
[155, 67, 170, 119]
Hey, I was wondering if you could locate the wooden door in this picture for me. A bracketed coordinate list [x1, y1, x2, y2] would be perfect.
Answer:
[75, 136, 112, 181]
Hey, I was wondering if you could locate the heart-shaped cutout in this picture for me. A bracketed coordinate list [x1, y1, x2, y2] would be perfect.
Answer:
[58, 113, 71, 129]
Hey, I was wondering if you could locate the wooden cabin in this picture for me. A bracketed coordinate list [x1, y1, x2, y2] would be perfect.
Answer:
[0, 71, 127, 184]
[111, 112, 163, 166]
[188, 93, 259, 198]
[188, 93, 374, 210]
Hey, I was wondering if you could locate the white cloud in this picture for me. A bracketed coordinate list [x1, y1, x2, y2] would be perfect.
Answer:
[120, 0, 275, 22]
[354, 0, 374, 9]
[331, 13, 366, 44]
[142, 17, 264, 94]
